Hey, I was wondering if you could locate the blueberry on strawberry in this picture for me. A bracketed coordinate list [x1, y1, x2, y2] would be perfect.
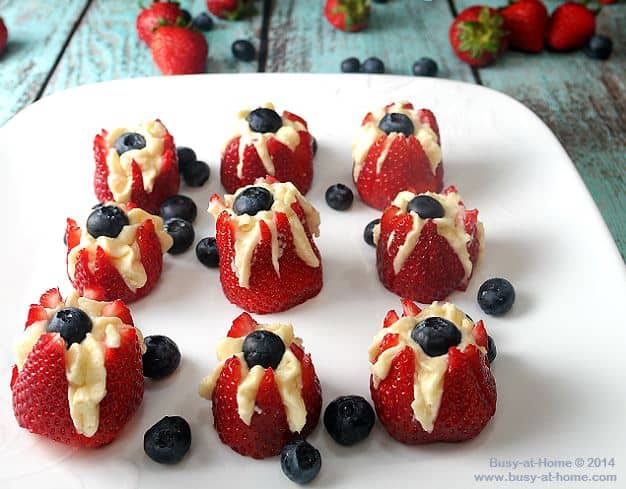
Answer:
[233, 186, 274, 216]
[87, 205, 129, 239]
[195, 237, 219, 268]
[281, 439, 322, 484]
[47, 307, 93, 347]
[324, 395, 375, 446]
[114, 132, 146, 155]
[477, 278, 515, 315]
[363, 218, 380, 247]
[164, 218, 195, 254]
[160, 195, 197, 223]
[143, 335, 181, 380]
[378, 113, 414, 137]
[232, 39, 256, 62]
[362, 56, 385, 74]
[411, 317, 461, 357]
[325, 184, 354, 211]
[246, 108, 283, 133]
[407, 195, 445, 219]
[412, 57, 438, 77]
[243, 330, 285, 370]
[144, 416, 191, 464]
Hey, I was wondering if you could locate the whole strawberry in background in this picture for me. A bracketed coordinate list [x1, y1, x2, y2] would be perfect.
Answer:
[0, 17, 7, 55]
[136, 1, 185, 45]
[501, 0, 549, 53]
[207, 0, 254, 20]
[547, 2, 596, 51]
[449, 6, 509, 67]
[151, 25, 208, 75]
[325, 0, 371, 33]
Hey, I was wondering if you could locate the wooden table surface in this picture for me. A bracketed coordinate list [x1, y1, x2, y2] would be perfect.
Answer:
[1, 0, 624, 258]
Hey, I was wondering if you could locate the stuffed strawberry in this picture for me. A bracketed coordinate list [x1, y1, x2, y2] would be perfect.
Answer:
[546, 2, 596, 51]
[11, 289, 144, 448]
[199, 312, 322, 458]
[66, 203, 173, 303]
[150, 25, 208, 75]
[207, 0, 254, 20]
[94, 119, 179, 214]
[375, 186, 484, 303]
[221, 103, 314, 194]
[324, 0, 371, 33]
[136, 1, 185, 45]
[208, 177, 323, 314]
[0, 17, 8, 55]
[353, 102, 443, 210]
[369, 300, 496, 444]
[449, 6, 509, 66]
[500, 0, 549, 53]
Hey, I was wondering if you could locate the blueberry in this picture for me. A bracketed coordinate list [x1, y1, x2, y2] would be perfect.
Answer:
[233, 186, 274, 216]
[164, 218, 195, 254]
[362, 57, 385, 74]
[246, 108, 283, 133]
[144, 416, 191, 464]
[47, 307, 93, 348]
[487, 335, 497, 364]
[114, 132, 146, 155]
[193, 12, 214, 31]
[373, 0, 388, 3]
[341, 57, 361, 73]
[407, 195, 444, 219]
[86, 205, 129, 239]
[179, 9, 192, 25]
[324, 395, 375, 446]
[585, 35, 613, 60]
[232, 39, 256, 62]
[195, 237, 219, 268]
[243, 330, 285, 370]
[378, 113, 414, 137]
[311, 136, 318, 156]
[325, 183, 354, 211]
[477, 278, 515, 315]
[281, 439, 322, 484]
[143, 335, 181, 380]
[176, 146, 197, 173]
[363, 218, 380, 247]
[412, 57, 438, 77]
[411, 317, 461, 357]
[160, 195, 197, 223]
[182, 160, 210, 187]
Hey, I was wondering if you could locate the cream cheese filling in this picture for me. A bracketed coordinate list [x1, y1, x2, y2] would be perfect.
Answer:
[105, 120, 167, 203]
[369, 302, 483, 433]
[198, 322, 307, 433]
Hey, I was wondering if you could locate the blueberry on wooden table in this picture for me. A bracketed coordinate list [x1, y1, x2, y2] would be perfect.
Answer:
[585, 35, 613, 60]
[87, 205, 129, 238]
[362, 57, 385, 74]
[160, 195, 198, 223]
[233, 186, 274, 216]
[363, 218, 380, 247]
[144, 416, 191, 464]
[247, 107, 283, 133]
[281, 439, 322, 484]
[477, 278, 516, 315]
[47, 308, 92, 348]
[232, 39, 256, 61]
[324, 395, 375, 446]
[196, 237, 220, 268]
[412, 57, 438, 77]
[114, 132, 146, 155]
[341, 57, 361, 73]
[182, 160, 210, 187]
[243, 330, 285, 370]
[143, 335, 181, 380]
[164, 218, 195, 254]
[378, 113, 414, 137]
[325, 184, 354, 211]
[407, 195, 445, 219]
[193, 12, 214, 31]
[411, 317, 461, 357]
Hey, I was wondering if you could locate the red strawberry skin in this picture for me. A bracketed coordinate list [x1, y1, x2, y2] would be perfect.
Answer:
[151, 26, 208, 75]
[207, 0, 252, 20]
[93, 124, 179, 214]
[324, 0, 371, 33]
[501, 0, 549, 53]
[0, 17, 8, 54]
[220, 112, 314, 195]
[547, 2, 596, 52]
[136, 1, 183, 46]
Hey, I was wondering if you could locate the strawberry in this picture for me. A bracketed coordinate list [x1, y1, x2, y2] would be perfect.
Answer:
[39, 287, 63, 308]
[207, 0, 254, 20]
[324, 0, 371, 33]
[547, 2, 596, 52]
[500, 0, 548, 53]
[136, 1, 184, 46]
[0, 17, 7, 55]
[102, 299, 135, 326]
[227, 312, 257, 338]
[449, 6, 509, 67]
[150, 25, 208, 75]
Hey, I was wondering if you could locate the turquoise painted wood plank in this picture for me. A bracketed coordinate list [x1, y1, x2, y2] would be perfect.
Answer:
[265, 0, 474, 81]
[0, 0, 87, 126]
[43, 0, 263, 96]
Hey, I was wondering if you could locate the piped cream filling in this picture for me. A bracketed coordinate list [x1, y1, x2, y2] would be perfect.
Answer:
[105, 120, 167, 203]
[369, 302, 484, 433]
[67, 206, 173, 291]
[208, 179, 320, 288]
[198, 322, 307, 433]
[352, 102, 442, 181]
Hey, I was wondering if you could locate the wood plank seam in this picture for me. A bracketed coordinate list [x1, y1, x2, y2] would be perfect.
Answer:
[257, 0, 273, 72]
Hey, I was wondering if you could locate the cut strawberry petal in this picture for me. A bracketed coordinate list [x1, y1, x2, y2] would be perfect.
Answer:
[374, 333, 400, 362]
[102, 300, 134, 326]
[383, 309, 400, 328]
[26, 304, 48, 328]
[401, 298, 421, 317]
[472, 319, 488, 348]
[39, 288, 62, 308]
[228, 312, 258, 338]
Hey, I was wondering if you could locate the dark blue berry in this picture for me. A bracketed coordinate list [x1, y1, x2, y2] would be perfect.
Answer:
[114, 132, 146, 155]
[182, 160, 210, 187]
[324, 395, 375, 446]
[164, 218, 195, 254]
[362, 57, 385, 74]
[193, 12, 214, 31]
[195, 237, 219, 268]
[144, 416, 191, 464]
[411, 317, 461, 357]
[412, 57, 438, 77]
[407, 195, 444, 219]
[246, 108, 283, 133]
[232, 39, 256, 62]
[311, 136, 318, 156]
[176, 146, 197, 173]
[243, 330, 285, 370]
[585, 35, 613, 60]
[233, 186, 274, 216]
[378, 113, 414, 137]
[86, 205, 129, 238]
[341, 57, 361, 73]
[160, 195, 197, 223]
[143, 335, 181, 380]
[325, 183, 354, 211]
[477, 278, 515, 315]
[373, 0, 388, 3]
[47, 307, 93, 348]
[363, 218, 380, 247]
[281, 439, 322, 484]
[179, 9, 192, 25]
[487, 335, 497, 364]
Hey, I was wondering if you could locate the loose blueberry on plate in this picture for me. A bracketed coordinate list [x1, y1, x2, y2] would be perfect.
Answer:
[487, 335, 497, 364]
[160, 195, 198, 223]
[324, 395, 375, 446]
[47, 307, 93, 347]
[164, 218, 195, 254]
[193, 12, 214, 31]
[281, 439, 322, 485]
[243, 330, 285, 370]
[407, 195, 445, 219]
[144, 416, 191, 464]
[246, 108, 283, 133]
[232, 39, 256, 62]
[584, 35, 613, 60]
[195, 237, 219, 268]
[378, 113, 414, 137]
[411, 317, 461, 357]
[363, 218, 380, 247]
[114, 132, 146, 155]
[86, 205, 129, 238]
[477, 278, 515, 315]
[362, 57, 385, 74]
[176, 146, 197, 174]
[325, 183, 354, 211]
[179, 9, 192, 24]
[182, 160, 210, 187]
[233, 186, 274, 216]
[341, 56, 361, 73]
[412, 57, 438, 77]
[143, 335, 181, 380]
